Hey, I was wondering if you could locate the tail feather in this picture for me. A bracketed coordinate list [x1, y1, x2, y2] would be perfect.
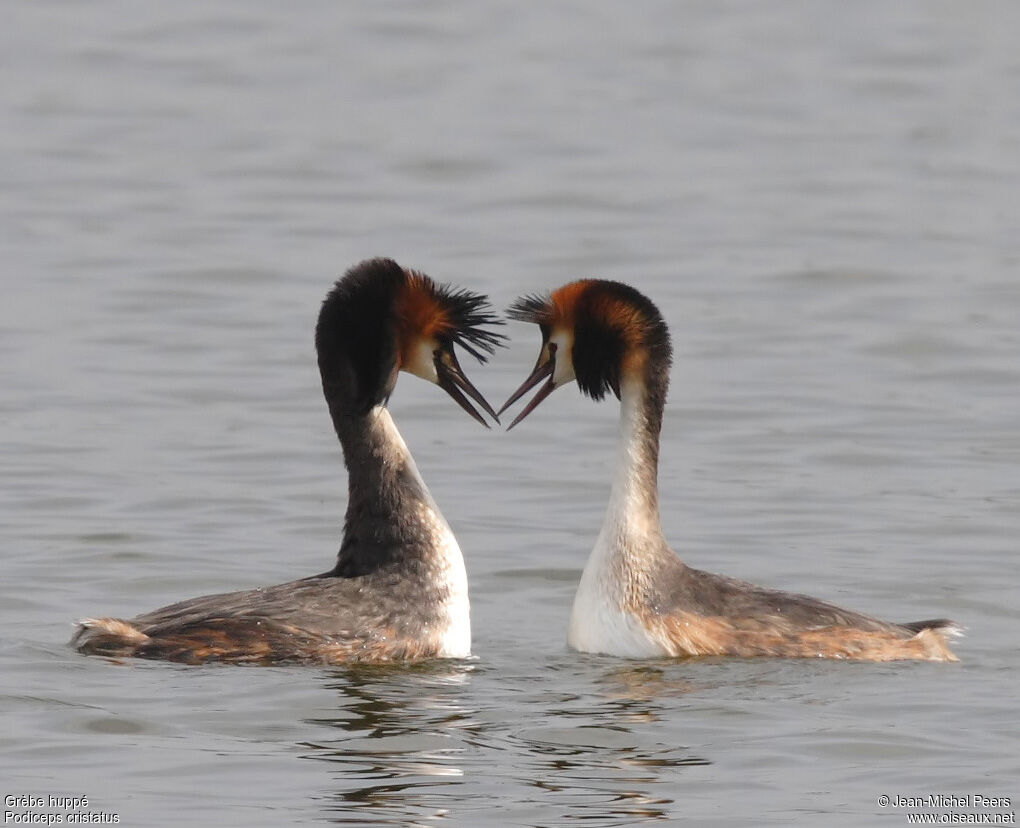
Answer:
[72, 617, 152, 656]
[901, 618, 964, 638]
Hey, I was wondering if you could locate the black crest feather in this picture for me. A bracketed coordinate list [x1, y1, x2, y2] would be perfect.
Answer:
[508, 279, 672, 403]
[316, 258, 504, 415]
[507, 293, 553, 325]
[421, 276, 506, 362]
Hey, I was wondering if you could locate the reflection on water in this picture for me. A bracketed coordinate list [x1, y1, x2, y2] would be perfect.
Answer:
[303, 663, 476, 824]
[301, 662, 710, 826]
[509, 666, 709, 826]
[595, 664, 702, 706]
[4, 1, 1017, 825]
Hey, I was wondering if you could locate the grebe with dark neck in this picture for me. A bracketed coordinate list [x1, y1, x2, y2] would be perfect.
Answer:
[501, 279, 959, 661]
[73, 258, 503, 664]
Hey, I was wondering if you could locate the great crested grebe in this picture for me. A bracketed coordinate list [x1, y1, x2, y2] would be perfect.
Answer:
[501, 279, 960, 662]
[73, 258, 504, 665]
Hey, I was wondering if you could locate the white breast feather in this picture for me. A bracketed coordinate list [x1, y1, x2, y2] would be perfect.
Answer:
[567, 382, 669, 658]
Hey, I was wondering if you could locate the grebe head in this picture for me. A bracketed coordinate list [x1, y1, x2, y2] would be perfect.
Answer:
[500, 279, 671, 429]
[316, 258, 505, 425]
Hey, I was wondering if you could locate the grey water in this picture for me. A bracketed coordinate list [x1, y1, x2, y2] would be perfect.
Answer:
[2, 2, 1018, 826]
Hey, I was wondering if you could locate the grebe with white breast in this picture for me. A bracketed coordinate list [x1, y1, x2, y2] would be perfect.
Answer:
[74, 258, 503, 664]
[501, 279, 959, 661]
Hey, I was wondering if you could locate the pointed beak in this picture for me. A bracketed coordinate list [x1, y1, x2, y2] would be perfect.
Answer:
[498, 345, 558, 430]
[435, 345, 499, 428]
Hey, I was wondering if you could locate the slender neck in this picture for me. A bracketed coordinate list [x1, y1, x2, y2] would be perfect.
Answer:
[328, 403, 449, 575]
[335, 405, 435, 503]
[601, 369, 667, 547]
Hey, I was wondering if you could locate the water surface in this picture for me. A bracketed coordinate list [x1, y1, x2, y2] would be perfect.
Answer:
[3, 3, 1018, 826]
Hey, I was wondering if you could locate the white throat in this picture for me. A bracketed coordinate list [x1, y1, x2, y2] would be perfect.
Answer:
[372, 406, 471, 658]
[567, 378, 668, 656]
[602, 380, 662, 541]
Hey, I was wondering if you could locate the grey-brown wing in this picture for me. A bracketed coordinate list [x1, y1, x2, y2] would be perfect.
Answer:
[131, 569, 438, 642]
[656, 562, 908, 635]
